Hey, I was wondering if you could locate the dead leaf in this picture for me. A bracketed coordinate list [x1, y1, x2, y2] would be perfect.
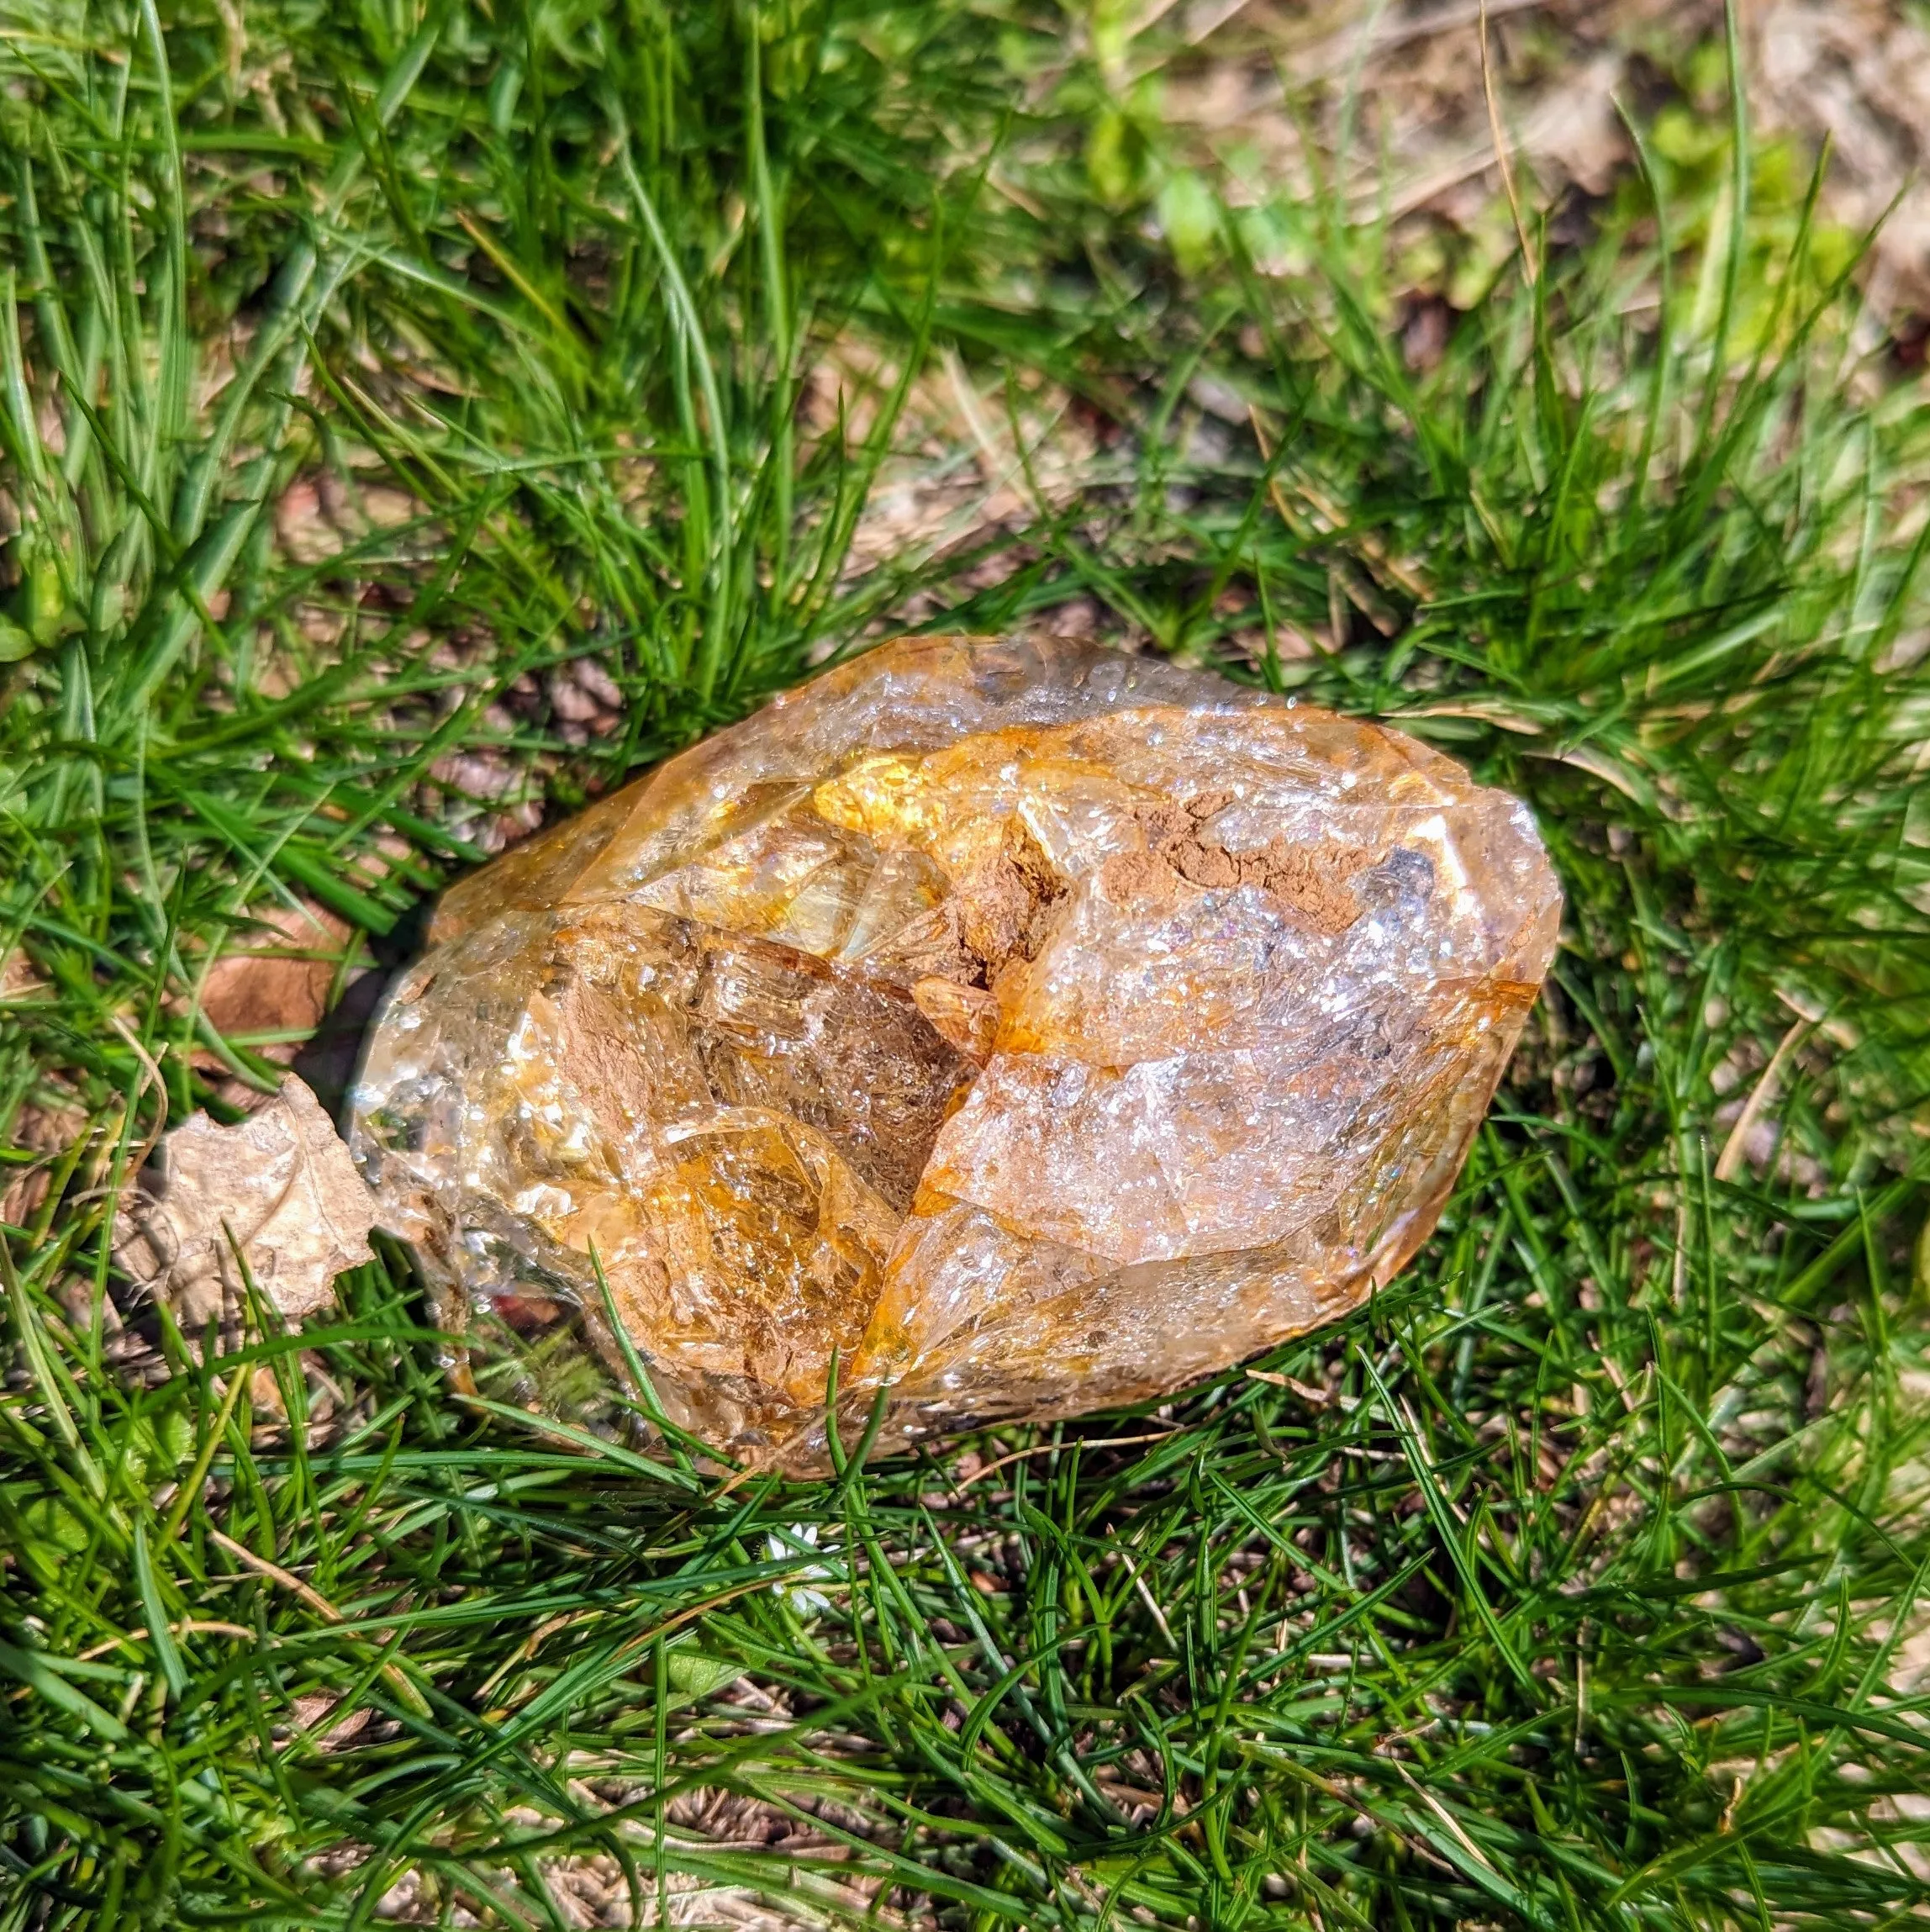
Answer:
[1525, 54, 1627, 198]
[2, 1090, 90, 1227]
[193, 900, 351, 1069]
[282, 1691, 372, 1752]
[116, 1074, 376, 1330]
[273, 477, 340, 565]
[3, 948, 44, 999]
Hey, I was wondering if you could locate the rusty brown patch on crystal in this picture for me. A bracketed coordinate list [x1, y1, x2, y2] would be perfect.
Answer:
[956, 818, 1068, 984]
[1100, 792, 1370, 935]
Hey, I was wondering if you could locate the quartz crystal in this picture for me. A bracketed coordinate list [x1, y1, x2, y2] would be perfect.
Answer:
[350, 635, 1560, 1465]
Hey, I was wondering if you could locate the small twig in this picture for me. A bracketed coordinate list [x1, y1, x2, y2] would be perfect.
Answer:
[1479, 0, 1537, 285]
[109, 1013, 169, 1175]
[941, 346, 1006, 487]
[1247, 408, 1316, 558]
[1249, 405, 1430, 603]
[1714, 1016, 1812, 1184]
[208, 1525, 430, 1713]
[1398, 1394, 1469, 1528]
[1247, 1368, 1347, 1408]
[208, 1526, 350, 1621]
[1107, 1528, 1177, 1647]
[8, 1620, 264, 1702]
[1598, 1352, 1646, 1416]
[956, 1428, 1177, 1491]
[1395, 1760, 1507, 1882]
[73, 1619, 257, 1664]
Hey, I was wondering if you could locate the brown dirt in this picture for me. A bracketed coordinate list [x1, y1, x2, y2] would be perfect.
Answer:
[956, 818, 1071, 984]
[1102, 791, 1371, 933]
[1161, 0, 1930, 317]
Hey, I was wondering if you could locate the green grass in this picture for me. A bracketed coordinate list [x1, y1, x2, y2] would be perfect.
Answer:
[4, 2, 1930, 1927]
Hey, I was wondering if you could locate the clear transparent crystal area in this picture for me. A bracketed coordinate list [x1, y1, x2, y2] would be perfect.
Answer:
[350, 636, 1561, 1464]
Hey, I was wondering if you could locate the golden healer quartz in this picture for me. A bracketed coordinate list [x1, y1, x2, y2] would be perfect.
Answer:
[349, 635, 1561, 1465]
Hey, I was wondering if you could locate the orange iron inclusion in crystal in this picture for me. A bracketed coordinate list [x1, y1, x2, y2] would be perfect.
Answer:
[350, 635, 1560, 1465]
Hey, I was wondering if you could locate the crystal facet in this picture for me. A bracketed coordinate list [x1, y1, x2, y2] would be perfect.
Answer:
[350, 636, 1560, 1463]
